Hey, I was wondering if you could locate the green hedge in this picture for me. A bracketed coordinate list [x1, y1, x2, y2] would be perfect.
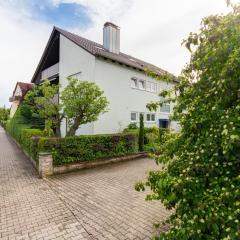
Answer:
[21, 129, 43, 159]
[37, 133, 138, 165]
[6, 109, 30, 143]
[6, 107, 43, 159]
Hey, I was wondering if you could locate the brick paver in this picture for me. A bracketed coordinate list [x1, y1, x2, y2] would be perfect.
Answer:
[0, 126, 90, 240]
[47, 158, 170, 239]
[0, 125, 170, 239]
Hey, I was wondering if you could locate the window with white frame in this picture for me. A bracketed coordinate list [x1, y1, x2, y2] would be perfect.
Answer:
[131, 112, 138, 122]
[160, 96, 171, 113]
[69, 72, 81, 80]
[131, 77, 138, 88]
[146, 82, 157, 92]
[150, 82, 157, 93]
[139, 79, 146, 90]
[146, 113, 156, 122]
[146, 81, 151, 91]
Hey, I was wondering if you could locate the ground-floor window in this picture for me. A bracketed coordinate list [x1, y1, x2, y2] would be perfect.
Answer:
[159, 119, 170, 129]
[131, 112, 138, 122]
[146, 113, 156, 122]
[131, 112, 158, 123]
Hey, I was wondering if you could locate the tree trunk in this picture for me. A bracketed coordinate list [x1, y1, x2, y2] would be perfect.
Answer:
[55, 125, 61, 137]
[66, 118, 80, 136]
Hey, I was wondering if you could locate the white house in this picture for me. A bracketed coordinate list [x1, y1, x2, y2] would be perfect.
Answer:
[31, 22, 179, 136]
[9, 82, 33, 118]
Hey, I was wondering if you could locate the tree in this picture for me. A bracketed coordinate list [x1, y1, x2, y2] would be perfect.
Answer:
[60, 78, 109, 136]
[0, 106, 9, 126]
[136, 5, 240, 240]
[24, 80, 63, 136]
[138, 113, 144, 151]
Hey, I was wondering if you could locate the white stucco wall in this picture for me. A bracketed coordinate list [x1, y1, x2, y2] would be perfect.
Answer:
[10, 101, 19, 118]
[59, 35, 177, 136]
[59, 35, 96, 136]
[10, 85, 22, 118]
[93, 58, 176, 134]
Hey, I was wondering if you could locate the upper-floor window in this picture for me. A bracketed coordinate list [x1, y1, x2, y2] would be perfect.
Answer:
[139, 80, 146, 90]
[131, 77, 157, 93]
[160, 97, 171, 113]
[131, 77, 138, 88]
[150, 82, 157, 93]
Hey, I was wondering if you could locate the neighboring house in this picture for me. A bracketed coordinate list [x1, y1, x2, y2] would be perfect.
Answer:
[9, 82, 33, 118]
[31, 22, 179, 136]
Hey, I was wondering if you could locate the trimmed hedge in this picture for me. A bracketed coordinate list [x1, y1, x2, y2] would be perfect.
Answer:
[6, 107, 43, 158]
[21, 129, 43, 159]
[37, 133, 138, 165]
[6, 109, 30, 143]
[6, 107, 138, 165]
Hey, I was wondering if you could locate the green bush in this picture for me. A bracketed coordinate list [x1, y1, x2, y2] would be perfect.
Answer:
[21, 129, 43, 158]
[127, 123, 138, 129]
[123, 128, 139, 135]
[37, 133, 138, 165]
[124, 126, 164, 152]
[6, 108, 32, 143]
[0, 107, 9, 128]
[144, 126, 160, 144]
[138, 6, 240, 240]
[6, 107, 43, 160]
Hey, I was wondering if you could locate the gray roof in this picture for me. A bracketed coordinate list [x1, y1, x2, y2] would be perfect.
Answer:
[31, 26, 176, 83]
[55, 27, 172, 77]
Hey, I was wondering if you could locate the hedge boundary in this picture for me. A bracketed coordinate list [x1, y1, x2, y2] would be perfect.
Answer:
[37, 133, 138, 165]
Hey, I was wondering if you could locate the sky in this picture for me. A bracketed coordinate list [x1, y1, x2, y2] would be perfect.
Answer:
[0, 0, 237, 107]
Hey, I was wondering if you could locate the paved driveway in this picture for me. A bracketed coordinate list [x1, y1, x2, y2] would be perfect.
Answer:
[0, 126, 169, 240]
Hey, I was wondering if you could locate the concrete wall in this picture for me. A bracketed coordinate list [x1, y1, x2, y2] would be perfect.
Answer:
[59, 35, 177, 136]
[10, 85, 22, 118]
[10, 101, 20, 118]
[93, 58, 176, 134]
[59, 35, 96, 136]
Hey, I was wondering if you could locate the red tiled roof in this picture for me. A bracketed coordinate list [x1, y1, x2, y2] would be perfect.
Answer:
[11, 82, 33, 101]
[17, 82, 33, 95]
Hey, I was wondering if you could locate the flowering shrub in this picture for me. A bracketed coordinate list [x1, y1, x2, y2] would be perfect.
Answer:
[137, 5, 240, 240]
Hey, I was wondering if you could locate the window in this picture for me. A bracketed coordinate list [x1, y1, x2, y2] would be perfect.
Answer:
[160, 97, 171, 113]
[69, 72, 81, 80]
[146, 81, 151, 91]
[131, 78, 157, 93]
[146, 113, 156, 122]
[150, 82, 157, 93]
[146, 81, 157, 93]
[151, 114, 156, 121]
[131, 77, 138, 88]
[159, 119, 170, 129]
[139, 79, 146, 90]
[131, 112, 137, 122]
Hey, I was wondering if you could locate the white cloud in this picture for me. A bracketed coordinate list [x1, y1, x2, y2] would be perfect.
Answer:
[0, 0, 234, 107]
[0, 3, 52, 107]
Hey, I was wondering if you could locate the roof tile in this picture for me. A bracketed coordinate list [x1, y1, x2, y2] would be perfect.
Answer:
[55, 27, 170, 76]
